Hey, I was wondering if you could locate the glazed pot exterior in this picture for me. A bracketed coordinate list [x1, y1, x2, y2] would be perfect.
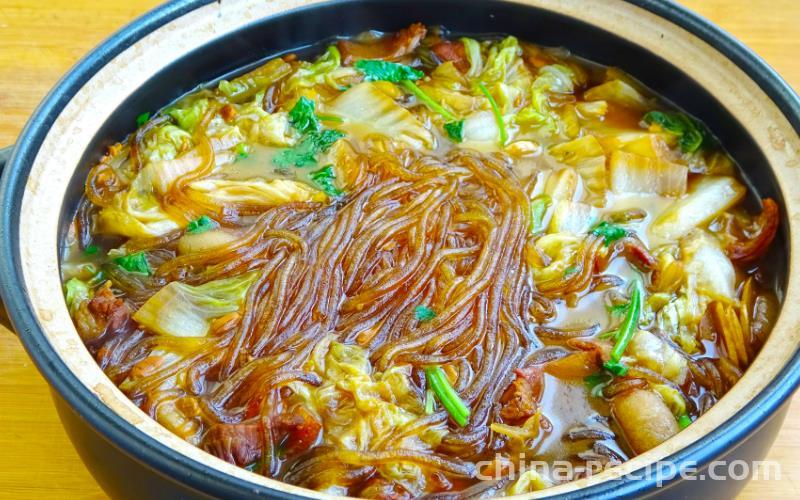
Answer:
[2, 0, 800, 499]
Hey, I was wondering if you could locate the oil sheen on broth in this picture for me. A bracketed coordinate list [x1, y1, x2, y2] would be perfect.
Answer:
[61, 24, 781, 497]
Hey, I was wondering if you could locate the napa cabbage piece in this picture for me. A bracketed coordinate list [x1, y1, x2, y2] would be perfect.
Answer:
[656, 283, 703, 354]
[285, 45, 358, 95]
[543, 168, 579, 202]
[549, 200, 597, 234]
[141, 124, 193, 164]
[507, 469, 551, 495]
[516, 64, 576, 133]
[620, 133, 678, 160]
[529, 233, 582, 284]
[479, 36, 524, 86]
[474, 37, 534, 115]
[177, 229, 240, 255]
[234, 104, 297, 147]
[681, 229, 736, 301]
[627, 329, 688, 384]
[286, 337, 447, 495]
[609, 150, 688, 196]
[64, 278, 91, 313]
[548, 135, 607, 204]
[575, 100, 608, 118]
[652, 384, 687, 418]
[188, 178, 328, 206]
[133, 271, 259, 337]
[189, 178, 328, 205]
[460, 37, 483, 78]
[583, 79, 649, 110]
[167, 97, 210, 133]
[96, 196, 179, 238]
[461, 111, 500, 144]
[416, 62, 483, 116]
[218, 58, 293, 103]
[138, 153, 205, 196]
[651, 176, 745, 240]
[96, 147, 212, 238]
[329, 82, 434, 149]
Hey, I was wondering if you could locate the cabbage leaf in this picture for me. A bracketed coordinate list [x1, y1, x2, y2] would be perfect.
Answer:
[133, 271, 259, 337]
[218, 58, 293, 103]
[516, 64, 576, 133]
[188, 178, 328, 205]
[329, 82, 434, 149]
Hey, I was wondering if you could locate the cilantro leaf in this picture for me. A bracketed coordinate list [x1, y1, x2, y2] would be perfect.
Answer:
[136, 112, 151, 128]
[563, 266, 579, 278]
[273, 129, 345, 168]
[414, 305, 437, 322]
[83, 245, 99, 255]
[477, 81, 508, 146]
[186, 215, 215, 234]
[643, 110, 710, 153]
[444, 120, 464, 143]
[288, 96, 321, 135]
[114, 252, 152, 275]
[591, 221, 628, 246]
[355, 59, 424, 82]
[309, 165, 343, 197]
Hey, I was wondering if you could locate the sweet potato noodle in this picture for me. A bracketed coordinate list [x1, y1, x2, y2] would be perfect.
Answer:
[62, 24, 782, 497]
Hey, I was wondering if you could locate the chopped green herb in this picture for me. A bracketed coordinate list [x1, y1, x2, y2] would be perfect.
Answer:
[114, 252, 153, 275]
[186, 215, 215, 234]
[273, 129, 346, 168]
[530, 194, 552, 235]
[414, 305, 437, 322]
[355, 59, 424, 83]
[602, 360, 629, 377]
[563, 266, 579, 278]
[424, 389, 435, 414]
[317, 114, 344, 123]
[678, 414, 692, 429]
[477, 81, 508, 146]
[288, 96, 321, 134]
[607, 302, 630, 317]
[309, 165, 343, 197]
[136, 112, 151, 128]
[83, 244, 99, 255]
[425, 365, 470, 427]
[591, 221, 628, 246]
[235, 143, 249, 160]
[444, 120, 465, 143]
[643, 110, 710, 153]
[606, 278, 643, 363]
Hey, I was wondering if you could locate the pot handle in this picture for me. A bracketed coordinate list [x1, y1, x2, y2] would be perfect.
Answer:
[0, 146, 14, 333]
[0, 145, 11, 170]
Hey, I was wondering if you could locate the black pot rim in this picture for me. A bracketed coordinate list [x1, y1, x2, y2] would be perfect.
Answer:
[2, 0, 799, 497]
